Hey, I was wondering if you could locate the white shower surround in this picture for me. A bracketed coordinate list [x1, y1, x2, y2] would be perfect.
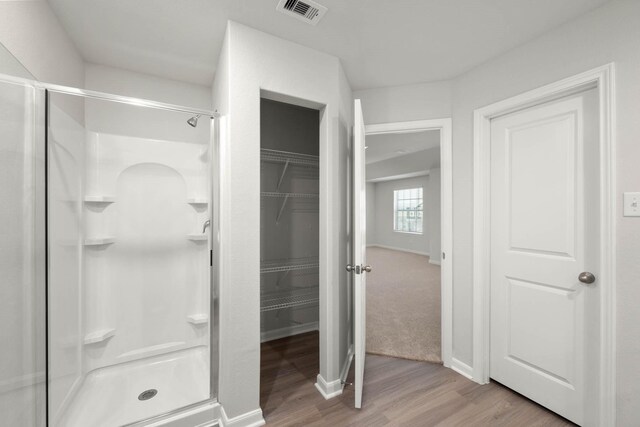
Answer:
[47, 91, 214, 426]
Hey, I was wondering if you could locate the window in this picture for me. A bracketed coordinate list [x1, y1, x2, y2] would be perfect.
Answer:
[394, 187, 423, 233]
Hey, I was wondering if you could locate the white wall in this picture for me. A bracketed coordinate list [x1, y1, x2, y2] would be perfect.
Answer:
[84, 63, 211, 109]
[450, 3, 640, 424]
[370, 175, 430, 255]
[366, 148, 440, 182]
[0, 0, 83, 88]
[0, 43, 34, 79]
[212, 21, 353, 420]
[354, 80, 452, 124]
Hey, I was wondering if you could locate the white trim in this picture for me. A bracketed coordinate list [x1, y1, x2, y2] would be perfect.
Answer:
[314, 374, 343, 399]
[365, 118, 454, 369]
[367, 170, 430, 183]
[219, 407, 265, 427]
[366, 119, 445, 135]
[367, 244, 429, 257]
[450, 358, 474, 381]
[260, 321, 319, 343]
[315, 343, 354, 400]
[472, 63, 616, 425]
[429, 259, 441, 266]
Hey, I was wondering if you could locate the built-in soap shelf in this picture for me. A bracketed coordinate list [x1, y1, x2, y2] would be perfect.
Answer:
[84, 195, 116, 204]
[84, 237, 116, 246]
[187, 197, 208, 206]
[187, 234, 208, 242]
[187, 313, 209, 325]
[84, 328, 115, 345]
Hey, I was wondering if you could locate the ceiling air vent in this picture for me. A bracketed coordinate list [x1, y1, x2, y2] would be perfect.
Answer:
[276, 0, 327, 26]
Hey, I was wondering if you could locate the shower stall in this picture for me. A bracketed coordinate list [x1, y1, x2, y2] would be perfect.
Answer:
[0, 72, 219, 427]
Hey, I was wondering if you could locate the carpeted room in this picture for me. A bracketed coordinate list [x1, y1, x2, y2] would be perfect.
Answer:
[365, 130, 442, 364]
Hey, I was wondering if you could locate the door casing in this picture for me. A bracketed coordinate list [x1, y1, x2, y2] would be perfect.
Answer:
[364, 118, 454, 368]
[472, 63, 616, 426]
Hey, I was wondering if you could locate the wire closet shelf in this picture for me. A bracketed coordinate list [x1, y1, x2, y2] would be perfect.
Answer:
[260, 287, 319, 312]
[260, 148, 319, 167]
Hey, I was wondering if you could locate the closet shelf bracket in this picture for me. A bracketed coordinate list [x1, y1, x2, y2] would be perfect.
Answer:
[276, 194, 290, 224]
[276, 159, 290, 191]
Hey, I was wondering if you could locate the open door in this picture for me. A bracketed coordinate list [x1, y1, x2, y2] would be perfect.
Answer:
[350, 99, 371, 409]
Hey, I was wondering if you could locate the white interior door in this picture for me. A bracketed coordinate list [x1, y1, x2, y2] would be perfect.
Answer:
[489, 88, 599, 425]
[352, 99, 368, 409]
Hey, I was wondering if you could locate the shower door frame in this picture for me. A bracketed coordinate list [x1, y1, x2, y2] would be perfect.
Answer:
[0, 72, 220, 427]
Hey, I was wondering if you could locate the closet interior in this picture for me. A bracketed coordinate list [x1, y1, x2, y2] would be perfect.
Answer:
[260, 98, 320, 370]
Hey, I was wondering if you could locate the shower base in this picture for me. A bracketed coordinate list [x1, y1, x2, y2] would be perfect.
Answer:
[58, 346, 209, 427]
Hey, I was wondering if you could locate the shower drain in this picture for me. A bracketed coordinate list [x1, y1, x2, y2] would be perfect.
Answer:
[138, 389, 158, 401]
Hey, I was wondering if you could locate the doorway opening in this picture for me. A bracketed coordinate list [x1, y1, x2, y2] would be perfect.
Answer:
[258, 97, 321, 420]
[351, 116, 453, 408]
[364, 129, 442, 363]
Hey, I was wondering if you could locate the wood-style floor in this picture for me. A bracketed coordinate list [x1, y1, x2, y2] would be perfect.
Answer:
[260, 332, 575, 427]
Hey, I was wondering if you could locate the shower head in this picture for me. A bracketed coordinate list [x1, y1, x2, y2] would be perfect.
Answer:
[187, 111, 218, 128]
[187, 115, 200, 128]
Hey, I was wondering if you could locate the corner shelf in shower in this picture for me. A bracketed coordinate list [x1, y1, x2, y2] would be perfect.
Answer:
[187, 234, 208, 242]
[187, 198, 208, 206]
[84, 237, 116, 246]
[260, 288, 319, 312]
[260, 257, 319, 274]
[187, 313, 209, 325]
[84, 328, 115, 345]
[84, 195, 116, 204]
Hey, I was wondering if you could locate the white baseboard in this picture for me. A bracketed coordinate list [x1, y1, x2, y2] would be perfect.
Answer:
[219, 407, 264, 427]
[450, 357, 474, 381]
[261, 321, 318, 343]
[315, 344, 354, 400]
[367, 244, 430, 257]
[315, 374, 343, 400]
[429, 259, 441, 266]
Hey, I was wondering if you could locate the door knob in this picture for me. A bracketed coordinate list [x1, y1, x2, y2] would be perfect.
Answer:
[346, 264, 354, 272]
[363, 265, 372, 273]
[578, 272, 596, 284]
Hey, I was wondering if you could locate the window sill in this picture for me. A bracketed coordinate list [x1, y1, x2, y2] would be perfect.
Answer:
[393, 230, 423, 235]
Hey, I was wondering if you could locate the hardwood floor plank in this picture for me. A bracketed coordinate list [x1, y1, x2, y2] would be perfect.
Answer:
[260, 332, 575, 426]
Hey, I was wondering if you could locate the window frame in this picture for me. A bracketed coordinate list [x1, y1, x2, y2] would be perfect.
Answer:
[393, 187, 424, 234]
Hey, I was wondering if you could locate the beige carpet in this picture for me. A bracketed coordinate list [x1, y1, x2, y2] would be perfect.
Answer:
[366, 246, 442, 363]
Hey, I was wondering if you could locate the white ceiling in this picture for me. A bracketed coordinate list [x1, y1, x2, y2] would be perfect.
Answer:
[366, 130, 440, 164]
[47, 0, 609, 89]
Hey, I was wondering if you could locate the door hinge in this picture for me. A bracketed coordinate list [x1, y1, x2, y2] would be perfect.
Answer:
[442, 252, 445, 260]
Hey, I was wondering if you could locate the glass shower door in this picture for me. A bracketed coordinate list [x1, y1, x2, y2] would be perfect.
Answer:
[0, 79, 46, 427]
[47, 90, 214, 427]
